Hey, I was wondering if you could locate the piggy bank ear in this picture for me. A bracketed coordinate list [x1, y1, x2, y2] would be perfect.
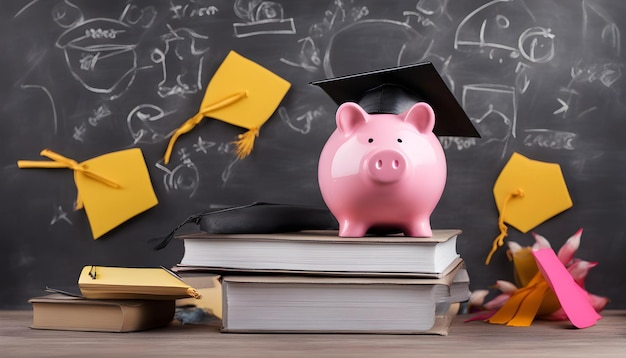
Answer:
[404, 102, 435, 134]
[336, 102, 369, 136]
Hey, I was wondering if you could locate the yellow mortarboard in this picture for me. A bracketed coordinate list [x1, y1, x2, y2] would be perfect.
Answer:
[485, 152, 572, 264]
[17, 148, 158, 239]
[163, 51, 291, 164]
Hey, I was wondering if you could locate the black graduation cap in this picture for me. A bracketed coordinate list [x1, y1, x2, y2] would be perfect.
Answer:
[310, 62, 480, 137]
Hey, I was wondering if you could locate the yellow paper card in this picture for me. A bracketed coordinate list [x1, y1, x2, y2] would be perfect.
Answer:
[203, 50, 291, 129]
[493, 152, 573, 233]
[486, 152, 572, 264]
[78, 266, 200, 300]
[75, 148, 158, 239]
[510, 246, 561, 315]
[18, 148, 158, 240]
[163, 51, 291, 162]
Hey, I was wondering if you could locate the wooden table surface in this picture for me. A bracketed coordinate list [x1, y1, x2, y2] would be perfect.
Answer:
[2, 310, 625, 357]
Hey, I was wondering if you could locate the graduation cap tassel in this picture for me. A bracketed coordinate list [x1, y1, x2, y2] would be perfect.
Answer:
[163, 91, 249, 164]
[234, 127, 260, 159]
[486, 188, 525, 265]
[18, 149, 122, 189]
[186, 287, 202, 299]
[17, 149, 122, 210]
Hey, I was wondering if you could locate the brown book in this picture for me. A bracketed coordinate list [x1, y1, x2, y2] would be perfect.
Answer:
[175, 229, 462, 277]
[29, 293, 175, 332]
[220, 260, 469, 334]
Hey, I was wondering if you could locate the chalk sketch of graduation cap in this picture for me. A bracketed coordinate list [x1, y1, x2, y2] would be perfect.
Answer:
[311, 62, 480, 138]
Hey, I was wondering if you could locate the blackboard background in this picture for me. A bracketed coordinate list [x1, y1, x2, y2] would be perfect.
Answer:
[1, 0, 625, 309]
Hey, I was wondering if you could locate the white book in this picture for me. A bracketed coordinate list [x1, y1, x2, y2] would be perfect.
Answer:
[220, 260, 469, 334]
[175, 229, 461, 277]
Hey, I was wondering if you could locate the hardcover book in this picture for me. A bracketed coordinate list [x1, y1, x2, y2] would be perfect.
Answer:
[174, 229, 461, 277]
[220, 260, 469, 334]
[29, 293, 175, 332]
[78, 266, 201, 300]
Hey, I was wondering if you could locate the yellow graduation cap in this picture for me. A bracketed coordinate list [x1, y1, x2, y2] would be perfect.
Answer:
[163, 51, 291, 164]
[485, 152, 572, 264]
[17, 148, 158, 239]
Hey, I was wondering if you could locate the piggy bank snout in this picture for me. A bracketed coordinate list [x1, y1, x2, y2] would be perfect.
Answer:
[366, 149, 407, 183]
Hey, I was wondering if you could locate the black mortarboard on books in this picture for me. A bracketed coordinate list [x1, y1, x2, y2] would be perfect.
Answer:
[310, 62, 481, 137]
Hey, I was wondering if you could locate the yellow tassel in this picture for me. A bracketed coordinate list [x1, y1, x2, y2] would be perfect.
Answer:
[163, 91, 248, 164]
[17, 149, 121, 212]
[163, 113, 204, 165]
[234, 127, 259, 159]
[486, 188, 525, 265]
[74, 193, 84, 211]
[187, 287, 202, 299]
[18, 149, 121, 189]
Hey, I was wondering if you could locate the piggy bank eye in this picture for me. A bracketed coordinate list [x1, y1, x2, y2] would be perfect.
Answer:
[397, 138, 403, 143]
[368, 138, 374, 143]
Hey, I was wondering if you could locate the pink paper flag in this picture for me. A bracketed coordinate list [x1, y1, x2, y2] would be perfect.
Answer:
[532, 248, 601, 328]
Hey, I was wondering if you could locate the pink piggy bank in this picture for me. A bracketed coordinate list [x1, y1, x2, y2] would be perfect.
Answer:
[318, 101, 446, 237]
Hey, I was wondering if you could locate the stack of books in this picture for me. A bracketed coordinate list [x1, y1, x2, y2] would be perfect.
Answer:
[29, 266, 201, 332]
[172, 229, 470, 334]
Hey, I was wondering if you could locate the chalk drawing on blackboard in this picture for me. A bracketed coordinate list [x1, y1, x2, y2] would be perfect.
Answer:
[323, 19, 426, 77]
[14, 0, 39, 18]
[569, 61, 622, 89]
[307, 0, 357, 36]
[20, 84, 58, 134]
[55, 17, 140, 98]
[455, 0, 521, 54]
[577, 106, 598, 119]
[54, 1, 157, 99]
[120, 2, 157, 28]
[583, 0, 621, 56]
[522, 129, 577, 151]
[554, 86, 599, 122]
[278, 105, 327, 135]
[454, 1, 556, 63]
[280, 0, 368, 73]
[72, 104, 112, 143]
[279, 37, 321, 72]
[553, 98, 569, 116]
[192, 136, 217, 154]
[169, 1, 219, 19]
[73, 123, 87, 142]
[155, 150, 200, 198]
[454, 0, 557, 64]
[127, 104, 178, 145]
[50, 1, 83, 27]
[88, 104, 112, 126]
[50, 205, 72, 226]
[221, 155, 240, 184]
[151, 26, 210, 98]
[562, 0, 623, 120]
[206, 142, 241, 184]
[461, 84, 517, 156]
[232, 0, 295, 38]
[403, 0, 451, 32]
[439, 136, 479, 151]
[518, 26, 555, 63]
[560, 60, 620, 120]
[515, 62, 532, 94]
